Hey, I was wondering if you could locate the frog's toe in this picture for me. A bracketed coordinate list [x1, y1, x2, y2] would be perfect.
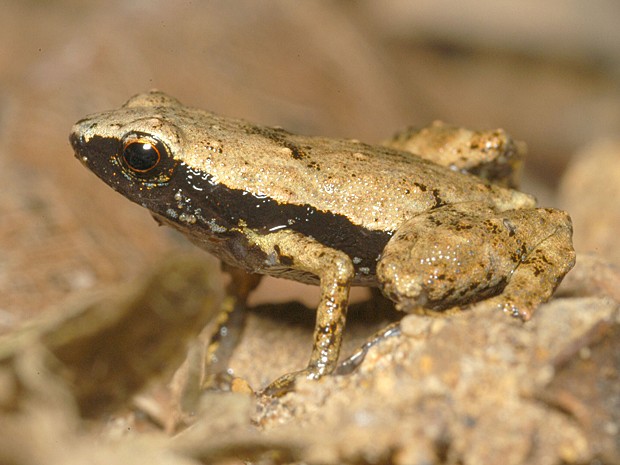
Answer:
[377, 265, 427, 311]
[202, 371, 236, 392]
[260, 368, 319, 397]
[481, 295, 533, 321]
[393, 294, 434, 315]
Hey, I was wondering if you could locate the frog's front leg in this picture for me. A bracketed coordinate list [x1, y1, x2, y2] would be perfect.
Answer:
[246, 230, 354, 396]
[377, 204, 575, 320]
[202, 265, 262, 390]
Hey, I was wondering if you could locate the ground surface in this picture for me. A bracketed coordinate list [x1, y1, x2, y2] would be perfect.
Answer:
[1, 2, 619, 464]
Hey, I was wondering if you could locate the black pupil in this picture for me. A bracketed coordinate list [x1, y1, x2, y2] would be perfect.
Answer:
[123, 141, 159, 171]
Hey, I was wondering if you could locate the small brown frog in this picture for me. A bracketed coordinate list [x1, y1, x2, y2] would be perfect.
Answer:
[70, 92, 575, 393]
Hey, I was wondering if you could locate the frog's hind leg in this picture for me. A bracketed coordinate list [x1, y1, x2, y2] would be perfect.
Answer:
[384, 121, 525, 188]
[335, 321, 402, 375]
[377, 204, 575, 321]
[481, 208, 575, 320]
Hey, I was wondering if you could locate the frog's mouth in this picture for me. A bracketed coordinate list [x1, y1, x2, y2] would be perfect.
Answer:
[71, 127, 178, 183]
[70, 131, 158, 204]
[70, 131, 120, 180]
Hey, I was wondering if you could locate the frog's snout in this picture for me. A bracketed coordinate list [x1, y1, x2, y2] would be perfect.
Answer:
[69, 131, 81, 151]
[69, 130, 89, 166]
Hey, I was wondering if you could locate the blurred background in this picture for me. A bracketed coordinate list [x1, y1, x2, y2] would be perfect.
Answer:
[1, 0, 619, 323]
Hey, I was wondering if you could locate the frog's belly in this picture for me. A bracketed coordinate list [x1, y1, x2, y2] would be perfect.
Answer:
[258, 264, 379, 287]
[156, 214, 381, 287]
[186, 229, 380, 286]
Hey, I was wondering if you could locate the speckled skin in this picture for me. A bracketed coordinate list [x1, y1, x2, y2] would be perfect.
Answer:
[70, 91, 575, 394]
[386, 120, 525, 189]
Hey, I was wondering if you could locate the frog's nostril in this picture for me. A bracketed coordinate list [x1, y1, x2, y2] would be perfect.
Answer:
[69, 132, 83, 150]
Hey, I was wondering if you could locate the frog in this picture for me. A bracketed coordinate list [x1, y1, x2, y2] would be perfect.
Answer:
[70, 91, 575, 394]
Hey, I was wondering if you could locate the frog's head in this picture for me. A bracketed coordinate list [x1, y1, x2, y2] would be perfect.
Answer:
[69, 91, 194, 216]
[70, 91, 251, 238]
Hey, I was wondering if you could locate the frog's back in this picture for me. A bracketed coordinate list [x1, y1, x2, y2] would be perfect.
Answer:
[176, 106, 535, 233]
[71, 91, 537, 286]
[72, 91, 535, 235]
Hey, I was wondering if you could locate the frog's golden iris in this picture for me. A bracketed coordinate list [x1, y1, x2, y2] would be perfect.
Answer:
[116, 132, 177, 186]
[121, 132, 164, 173]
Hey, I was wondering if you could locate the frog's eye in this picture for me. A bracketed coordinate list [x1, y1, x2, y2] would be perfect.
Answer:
[122, 137, 162, 172]
[118, 132, 177, 185]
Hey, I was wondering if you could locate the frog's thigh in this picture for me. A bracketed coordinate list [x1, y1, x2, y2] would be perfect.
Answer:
[377, 205, 575, 319]
[249, 230, 354, 393]
[377, 205, 511, 313]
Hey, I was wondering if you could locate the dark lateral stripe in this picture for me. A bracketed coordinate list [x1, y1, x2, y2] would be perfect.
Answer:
[72, 133, 392, 276]
[173, 164, 391, 274]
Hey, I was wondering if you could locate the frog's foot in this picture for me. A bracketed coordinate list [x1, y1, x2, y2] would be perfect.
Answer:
[260, 367, 323, 397]
[334, 322, 402, 375]
[202, 371, 236, 392]
[261, 323, 404, 396]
